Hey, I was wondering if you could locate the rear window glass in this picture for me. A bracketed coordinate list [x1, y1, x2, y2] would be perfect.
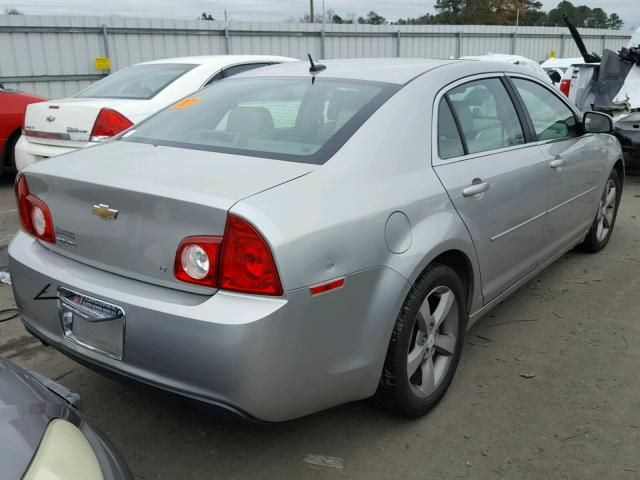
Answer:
[75, 63, 196, 100]
[122, 77, 398, 164]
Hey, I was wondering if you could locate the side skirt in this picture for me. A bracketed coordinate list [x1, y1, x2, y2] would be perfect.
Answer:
[467, 230, 588, 329]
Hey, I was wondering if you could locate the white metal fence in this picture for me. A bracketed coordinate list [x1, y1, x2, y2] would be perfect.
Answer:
[0, 15, 632, 99]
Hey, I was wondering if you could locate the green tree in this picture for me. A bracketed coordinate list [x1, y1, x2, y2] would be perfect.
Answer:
[200, 11, 214, 21]
[431, 0, 545, 25]
[396, 13, 436, 25]
[357, 11, 387, 25]
[395, 0, 621, 29]
[506, 0, 546, 26]
[433, 0, 465, 17]
[4, 7, 23, 14]
[546, 1, 622, 29]
[607, 13, 623, 30]
[585, 7, 608, 28]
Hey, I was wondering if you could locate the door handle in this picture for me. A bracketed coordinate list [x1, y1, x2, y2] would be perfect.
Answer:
[550, 157, 565, 169]
[462, 179, 490, 197]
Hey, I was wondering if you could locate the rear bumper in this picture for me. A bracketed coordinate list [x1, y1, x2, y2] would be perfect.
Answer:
[15, 135, 79, 171]
[9, 231, 407, 421]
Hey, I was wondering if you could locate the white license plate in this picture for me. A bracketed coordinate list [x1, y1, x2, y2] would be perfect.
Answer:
[57, 287, 125, 360]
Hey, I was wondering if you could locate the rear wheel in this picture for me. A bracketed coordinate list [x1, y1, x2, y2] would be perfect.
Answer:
[378, 263, 467, 418]
[578, 169, 621, 253]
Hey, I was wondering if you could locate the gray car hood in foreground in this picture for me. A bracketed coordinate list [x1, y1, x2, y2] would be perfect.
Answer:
[0, 356, 133, 479]
[0, 358, 69, 479]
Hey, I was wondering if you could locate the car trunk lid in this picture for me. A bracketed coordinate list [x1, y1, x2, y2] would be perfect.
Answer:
[23, 98, 139, 148]
[23, 140, 315, 294]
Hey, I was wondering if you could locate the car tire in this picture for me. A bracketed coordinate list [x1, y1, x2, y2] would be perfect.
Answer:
[578, 168, 621, 253]
[377, 263, 467, 418]
[3, 131, 20, 174]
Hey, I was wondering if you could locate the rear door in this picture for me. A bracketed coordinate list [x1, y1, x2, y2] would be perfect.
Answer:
[509, 76, 602, 262]
[433, 75, 548, 303]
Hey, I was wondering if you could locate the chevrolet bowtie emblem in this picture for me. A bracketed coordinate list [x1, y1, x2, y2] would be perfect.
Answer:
[92, 204, 118, 221]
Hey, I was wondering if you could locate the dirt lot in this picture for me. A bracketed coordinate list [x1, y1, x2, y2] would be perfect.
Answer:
[1, 173, 639, 480]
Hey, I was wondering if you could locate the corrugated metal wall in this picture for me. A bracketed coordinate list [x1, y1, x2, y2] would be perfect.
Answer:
[0, 15, 632, 98]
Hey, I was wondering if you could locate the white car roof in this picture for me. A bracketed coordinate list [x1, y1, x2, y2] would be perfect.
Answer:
[136, 55, 298, 67]
[460, 54, 552, 84]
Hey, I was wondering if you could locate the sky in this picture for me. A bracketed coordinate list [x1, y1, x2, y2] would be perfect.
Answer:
[2, 0, 639, 29]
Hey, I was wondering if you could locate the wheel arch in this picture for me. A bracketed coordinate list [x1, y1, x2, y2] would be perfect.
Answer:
[429, 250, 474, 314]
[402, 240, 482, 317]
[613, 158, 624, 185]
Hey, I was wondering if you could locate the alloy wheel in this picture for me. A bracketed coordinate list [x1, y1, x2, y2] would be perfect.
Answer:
[407, 285, 459, 398]
[596, 179, 617, 243]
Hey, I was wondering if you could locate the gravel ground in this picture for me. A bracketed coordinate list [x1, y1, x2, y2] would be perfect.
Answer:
[1, 173, 639, 480]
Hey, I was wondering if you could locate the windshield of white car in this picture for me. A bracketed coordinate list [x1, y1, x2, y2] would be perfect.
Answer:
[122, 77, 399, 164]
[75, 63, 197, 100]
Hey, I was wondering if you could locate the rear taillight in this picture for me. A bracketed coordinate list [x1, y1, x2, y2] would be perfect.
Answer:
[174, 236, 222, 287]
[15, 175, 55, 243]
[174, 215, 283, 296]
[560, 79, 571, 97]
[219, 215, 283, 296]
[90, 108, 133, 141]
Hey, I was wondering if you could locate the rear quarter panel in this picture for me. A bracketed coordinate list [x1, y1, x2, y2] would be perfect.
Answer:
[232, 67, 484, 316]
[229, 70, 483, 402]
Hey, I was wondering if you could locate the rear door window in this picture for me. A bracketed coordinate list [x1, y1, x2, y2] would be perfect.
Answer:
[203, 71, 224, 87]
[437, 98, 465, 159]
[223, 63, 271, 78]
[75, 63, 196, 100]
[511, 78, 579, 141]
[446, 78, 525, 155]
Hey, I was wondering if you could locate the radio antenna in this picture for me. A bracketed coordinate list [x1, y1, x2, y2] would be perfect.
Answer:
[308, 53, 326, 73]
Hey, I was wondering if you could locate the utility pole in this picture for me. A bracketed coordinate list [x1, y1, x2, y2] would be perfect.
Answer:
[310, 0, 314, 22]
[224, 9, 228, 22]
[513, 8, 520, 54]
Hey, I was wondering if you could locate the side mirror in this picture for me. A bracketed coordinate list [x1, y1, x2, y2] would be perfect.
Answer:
[583, 111, 614, 134]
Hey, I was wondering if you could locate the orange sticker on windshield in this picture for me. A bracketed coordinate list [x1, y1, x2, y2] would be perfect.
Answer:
[171, 98, 201, 109]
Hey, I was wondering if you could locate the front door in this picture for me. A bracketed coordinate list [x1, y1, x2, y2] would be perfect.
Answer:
[433, 76, 548, 303]
[509, 77, 603, 261]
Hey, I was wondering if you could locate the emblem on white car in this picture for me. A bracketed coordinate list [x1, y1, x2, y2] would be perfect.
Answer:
[45, 115, 55, 122]
[92, 204, 118, 221]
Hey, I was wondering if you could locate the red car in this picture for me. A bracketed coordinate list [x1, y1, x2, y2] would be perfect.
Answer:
[0, 85, 45, 174]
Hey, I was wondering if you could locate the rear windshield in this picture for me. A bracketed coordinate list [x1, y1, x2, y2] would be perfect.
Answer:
[122, 77, 398, 164]
[75, 63, 196, 100]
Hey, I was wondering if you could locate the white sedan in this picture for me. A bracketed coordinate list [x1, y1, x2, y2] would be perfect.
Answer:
[15, 55, 297, 170]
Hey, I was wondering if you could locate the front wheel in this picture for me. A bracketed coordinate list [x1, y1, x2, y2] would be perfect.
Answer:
[377, 263, 467, 418]
[578, 169, 621, 253]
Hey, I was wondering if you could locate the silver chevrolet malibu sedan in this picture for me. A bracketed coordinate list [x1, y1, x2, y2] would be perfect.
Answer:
[9, 59, 623, 422]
